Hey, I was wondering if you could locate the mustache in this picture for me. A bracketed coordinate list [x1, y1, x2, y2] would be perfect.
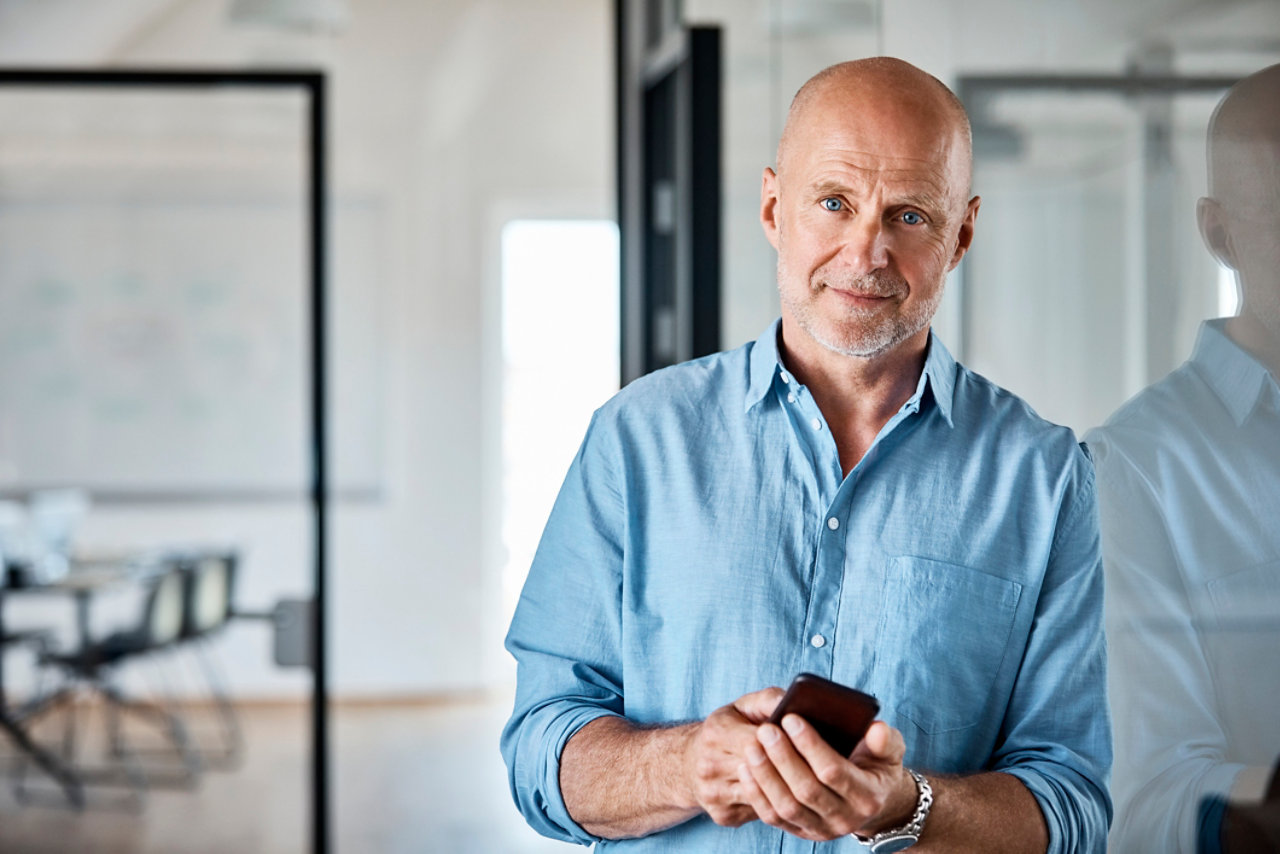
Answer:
[814, 269, 906, 298]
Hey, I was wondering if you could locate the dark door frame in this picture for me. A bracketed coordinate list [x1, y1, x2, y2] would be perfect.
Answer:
[616, 1, 722, 384]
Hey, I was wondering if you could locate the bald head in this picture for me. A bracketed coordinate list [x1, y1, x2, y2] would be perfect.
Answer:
[777, 58, 973, 200]
[1201, 63, 1280, 367]
[1207, 62, 1280, 216]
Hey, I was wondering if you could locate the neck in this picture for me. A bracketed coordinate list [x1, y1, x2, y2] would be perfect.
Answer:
[779, 318, 930, 475]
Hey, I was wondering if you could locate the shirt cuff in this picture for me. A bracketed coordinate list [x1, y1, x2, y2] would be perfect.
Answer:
[514, 705, 623, 845]
[998, 764, 1110, 854]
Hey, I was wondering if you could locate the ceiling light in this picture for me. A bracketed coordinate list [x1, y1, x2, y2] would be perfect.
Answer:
[227, 0, 349, 32]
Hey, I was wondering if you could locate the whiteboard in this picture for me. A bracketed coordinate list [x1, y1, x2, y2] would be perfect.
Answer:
[0, 87, 383, 496]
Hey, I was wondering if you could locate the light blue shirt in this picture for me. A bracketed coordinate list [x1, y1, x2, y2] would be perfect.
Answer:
[1087, 319, 1280, 853]
[502, 321, 1111, 852]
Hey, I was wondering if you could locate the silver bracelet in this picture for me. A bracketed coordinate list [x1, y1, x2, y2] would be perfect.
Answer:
[852, 769, 933, 852]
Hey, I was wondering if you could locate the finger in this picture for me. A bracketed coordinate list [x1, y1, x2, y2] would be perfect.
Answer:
[693, 752, 747, 794]
[852, 721, 906, 767]
[780, 715, 887, 826]
[716, 803, 758, 828]
[779, 713, 866, 794]
[700, 704, 774, 759]
[734, 686, 785, 722]
[782, 712, 847, 767]
[737, 760, 811, 838]
[753, 724, 842, 828]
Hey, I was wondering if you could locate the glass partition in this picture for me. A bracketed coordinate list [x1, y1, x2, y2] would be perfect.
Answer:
[0, 76, 322, 854]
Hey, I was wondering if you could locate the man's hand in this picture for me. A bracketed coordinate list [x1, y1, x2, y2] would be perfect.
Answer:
[737, 715, 918, 841]
[563, 696, 1047, 849]
[683, 686, 786, 827]
[561, 685, 791, 838]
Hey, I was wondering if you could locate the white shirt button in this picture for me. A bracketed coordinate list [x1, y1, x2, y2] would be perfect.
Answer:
[787, 393, 796, 404]
[811, 417, 822, 431]
[810, 634, 826, 648]
[779, 371, 791, 384]
[827, 517, 839, 530]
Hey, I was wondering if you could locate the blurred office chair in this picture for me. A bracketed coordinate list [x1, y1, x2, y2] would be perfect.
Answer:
[173, 550, 243, 768]
[0, 629, 53, 680]
[0, 628, 54, 769]
[15, 565, 202, 808]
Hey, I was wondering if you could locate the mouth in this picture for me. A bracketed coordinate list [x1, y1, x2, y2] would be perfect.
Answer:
[823, 285, 895, 307]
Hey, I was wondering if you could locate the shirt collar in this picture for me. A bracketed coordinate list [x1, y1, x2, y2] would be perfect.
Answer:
[1192, 318, 1275, 426]
[745, 319, 784, 411]
[923, 332, 957, 426]
[744, 319, 957, 427]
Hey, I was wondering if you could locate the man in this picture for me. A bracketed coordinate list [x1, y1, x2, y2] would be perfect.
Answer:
[1088, 63, 1280, 853]
[503, 58, 1110, 852]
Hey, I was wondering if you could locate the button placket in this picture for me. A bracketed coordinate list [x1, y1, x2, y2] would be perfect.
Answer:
[780, 365, 845, 672]
[801, 495, 848, 671]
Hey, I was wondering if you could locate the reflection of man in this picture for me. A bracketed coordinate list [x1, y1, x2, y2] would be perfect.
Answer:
[503, 58, 1110, 852]
[1087, 63, 1280, 853]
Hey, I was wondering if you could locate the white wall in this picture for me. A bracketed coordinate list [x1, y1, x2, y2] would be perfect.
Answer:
[0, 0, 612, 699]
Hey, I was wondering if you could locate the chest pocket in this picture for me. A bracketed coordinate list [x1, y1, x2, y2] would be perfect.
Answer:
[1205, 560, 1280, 628]
[873, 556, 1023, 736]
[1204, 560, 1280, 733]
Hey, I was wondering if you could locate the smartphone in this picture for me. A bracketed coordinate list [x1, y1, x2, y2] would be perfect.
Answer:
[768, 673, 880, 757]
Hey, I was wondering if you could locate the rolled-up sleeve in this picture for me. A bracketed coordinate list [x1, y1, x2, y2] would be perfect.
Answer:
[500, 412, 627, 845]
[994, 449, 1113, 853]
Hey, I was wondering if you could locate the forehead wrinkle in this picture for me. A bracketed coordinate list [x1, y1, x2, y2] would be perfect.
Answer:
[801, 158, 951, 202]
[794, 139, 953, 182]
[804, 139, 951, 169]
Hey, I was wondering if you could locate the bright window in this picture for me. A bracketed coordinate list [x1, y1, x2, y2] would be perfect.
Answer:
[1218, 263, 1240, 318]
[500, 220, 620, 623]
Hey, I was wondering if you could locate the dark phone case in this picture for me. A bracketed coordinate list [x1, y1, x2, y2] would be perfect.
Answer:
[768, 673, 880, 757]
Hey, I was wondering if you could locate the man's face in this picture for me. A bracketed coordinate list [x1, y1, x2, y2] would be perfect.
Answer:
[761, 90, 979, 360]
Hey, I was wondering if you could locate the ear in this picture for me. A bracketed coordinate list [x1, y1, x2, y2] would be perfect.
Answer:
[761, 167, 781, 250]
[946, 195, 981, 272]
[1197, 197, 1237, 270]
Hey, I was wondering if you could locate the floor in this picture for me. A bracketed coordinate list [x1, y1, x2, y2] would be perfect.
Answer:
[0, 698, 582, 854]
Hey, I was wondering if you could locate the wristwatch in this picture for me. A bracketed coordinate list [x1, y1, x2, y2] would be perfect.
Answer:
[853, 769, 933, 852]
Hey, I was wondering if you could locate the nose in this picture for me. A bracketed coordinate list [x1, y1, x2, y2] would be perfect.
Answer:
[836, 216, 890, 275]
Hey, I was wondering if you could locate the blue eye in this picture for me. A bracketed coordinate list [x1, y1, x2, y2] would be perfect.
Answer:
[901, 211, 924, 225]
[821, 198, 843, 212]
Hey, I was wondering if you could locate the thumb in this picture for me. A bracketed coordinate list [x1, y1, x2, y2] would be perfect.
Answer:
[735, 686, 785, 722]
[854, 721, 905, 765]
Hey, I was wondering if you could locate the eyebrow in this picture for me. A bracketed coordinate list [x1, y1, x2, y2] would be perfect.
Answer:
[810, 179, 852, 198]
[898, 192, 948, 213]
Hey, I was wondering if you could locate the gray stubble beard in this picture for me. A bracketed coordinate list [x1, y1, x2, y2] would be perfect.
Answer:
[778, 258, 944, 360]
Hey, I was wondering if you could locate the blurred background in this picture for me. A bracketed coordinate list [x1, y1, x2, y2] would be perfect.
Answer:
[0, 1, 1276, 852]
